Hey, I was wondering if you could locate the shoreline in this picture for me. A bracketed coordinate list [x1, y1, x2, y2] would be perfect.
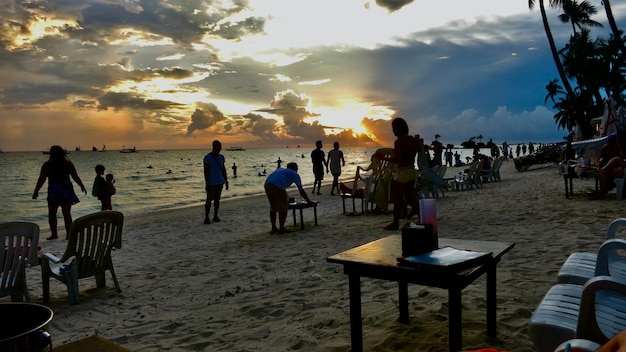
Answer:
[15, 160, 625, 351]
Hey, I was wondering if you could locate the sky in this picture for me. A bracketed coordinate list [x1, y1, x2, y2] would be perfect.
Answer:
[1, 0, 625, 152]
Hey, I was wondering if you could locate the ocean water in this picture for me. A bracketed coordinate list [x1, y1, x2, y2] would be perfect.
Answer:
[0, 146, 494, 230]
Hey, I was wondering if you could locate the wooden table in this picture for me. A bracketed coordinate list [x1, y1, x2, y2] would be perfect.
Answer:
[327, 235, 515, 352]
[288, 201, 319, 230]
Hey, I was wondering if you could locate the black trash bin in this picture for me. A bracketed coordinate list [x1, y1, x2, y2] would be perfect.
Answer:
[0, 303, 53, 352]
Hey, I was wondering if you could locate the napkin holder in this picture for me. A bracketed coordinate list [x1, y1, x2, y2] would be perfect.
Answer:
[401, 223, 437, 257]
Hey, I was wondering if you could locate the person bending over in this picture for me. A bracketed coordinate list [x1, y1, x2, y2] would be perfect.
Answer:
[264, 162, 313, 234]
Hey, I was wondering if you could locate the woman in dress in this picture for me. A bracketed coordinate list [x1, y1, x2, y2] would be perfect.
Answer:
[32, 145, 87, 240]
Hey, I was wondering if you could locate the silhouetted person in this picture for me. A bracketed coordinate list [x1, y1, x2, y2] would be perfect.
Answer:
[311, 140, 327, 195]
[32, 145, 87, 240]
[203, 140, 229, 224]
[264, 162, 313, 234]
[326, 141, 345, 195]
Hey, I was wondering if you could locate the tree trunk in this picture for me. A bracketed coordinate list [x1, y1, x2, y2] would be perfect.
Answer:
[539, 0, 575, 96]
[602, 0, 622, 43]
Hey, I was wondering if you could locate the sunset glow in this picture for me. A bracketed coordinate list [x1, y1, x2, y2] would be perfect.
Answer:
[1, 0, 616, 151]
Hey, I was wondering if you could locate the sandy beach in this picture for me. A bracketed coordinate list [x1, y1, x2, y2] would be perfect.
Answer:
[12, 159, 626, 352]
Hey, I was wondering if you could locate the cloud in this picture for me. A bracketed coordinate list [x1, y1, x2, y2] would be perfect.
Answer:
[256, 89, 326, 141]
[375, 0, 414, 12]
[186, 102, 227, 135]
[239, 113, 280, 141]
[98, 92, 183, 111]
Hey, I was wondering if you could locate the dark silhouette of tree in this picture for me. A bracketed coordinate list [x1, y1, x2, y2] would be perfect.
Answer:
[558, 0, 602, 33]
[545, 79, 565, 105]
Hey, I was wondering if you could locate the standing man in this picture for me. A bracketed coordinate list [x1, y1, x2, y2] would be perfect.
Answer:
[326, 141, 346, 196]
[431, 136, 443, 167]
[203, 140, 228, 224]
[311, 140, 327, 195]
[264, 162, 313, 234]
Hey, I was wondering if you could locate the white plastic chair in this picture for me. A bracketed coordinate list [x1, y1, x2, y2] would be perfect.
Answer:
[42, 211, 123, 304]
[557, 218, 626, 285]
[528, 275, 626, 352]
[0, 222, 40, 302]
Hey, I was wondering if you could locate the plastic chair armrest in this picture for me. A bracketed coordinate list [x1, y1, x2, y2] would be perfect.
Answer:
[42, 253, 62, 264]
[595, 238, 626, 275]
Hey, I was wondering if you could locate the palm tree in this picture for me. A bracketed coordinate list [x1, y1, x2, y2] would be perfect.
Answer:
[553, 95, 578, 130]
[529, 0, 575, 97]
[558, 0, 602, 33]
[544, 78, 565, 105]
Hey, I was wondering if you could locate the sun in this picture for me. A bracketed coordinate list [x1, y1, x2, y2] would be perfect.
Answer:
[353, 124, 368, 135]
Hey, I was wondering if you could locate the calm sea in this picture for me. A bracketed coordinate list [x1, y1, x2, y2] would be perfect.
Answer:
[0, 146, 493, 230]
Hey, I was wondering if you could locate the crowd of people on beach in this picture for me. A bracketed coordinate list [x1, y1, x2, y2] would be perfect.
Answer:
[35, 119, 619, 243]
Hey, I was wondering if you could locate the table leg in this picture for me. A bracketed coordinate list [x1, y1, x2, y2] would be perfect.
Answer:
[486, 263, 497, 337]
[348, 274, 363, 352]
[448, 288, 462, 352]
[292, 208, 296, 227]
[313, 205, 318, 225]
[398, 281, 409, 323]
[299, 208, 304, 230]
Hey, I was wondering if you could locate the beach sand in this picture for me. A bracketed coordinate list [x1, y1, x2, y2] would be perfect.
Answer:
[12, 160, 626, 351]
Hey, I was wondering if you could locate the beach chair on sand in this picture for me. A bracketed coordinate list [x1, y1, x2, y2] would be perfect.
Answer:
[0, 222, 40, 302]
[557, 218, 626, 285]
[527, 275, 626, 352]
[482, 157, 503, 183]
[341, 148, 396, 214]
[414, 147, 447, 199]
[341, 164, 370, 215]
[454, 160, 481, 190]
[42, 211, 123, 305]
[527, 219, 626, 351]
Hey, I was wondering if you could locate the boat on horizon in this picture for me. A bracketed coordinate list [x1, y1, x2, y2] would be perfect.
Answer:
[225, 146, 245, 151]
[120, 146, 137, 153]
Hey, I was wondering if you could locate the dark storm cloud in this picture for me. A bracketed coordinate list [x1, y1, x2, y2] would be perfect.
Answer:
[375, 0, 414, 12]
[98, 92, 183, 111]
[62, 0, 265, 47]
[187, 102, 227, 135]
[239, 113, 279, 140]
[1, 82, 99, 105]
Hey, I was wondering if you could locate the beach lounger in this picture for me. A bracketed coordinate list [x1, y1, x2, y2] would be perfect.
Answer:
[0, 222, 40, 302]
[42, 211, 124, 305]
[557, 218, 626, 285]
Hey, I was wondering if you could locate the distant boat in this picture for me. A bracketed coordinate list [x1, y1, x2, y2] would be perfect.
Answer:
[100, 144, 106, 152]
[92, 146, 98, 152]
[75, 146, 81, 152]
[120, 146, 137, 153]
[226, 146, 245, 151]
